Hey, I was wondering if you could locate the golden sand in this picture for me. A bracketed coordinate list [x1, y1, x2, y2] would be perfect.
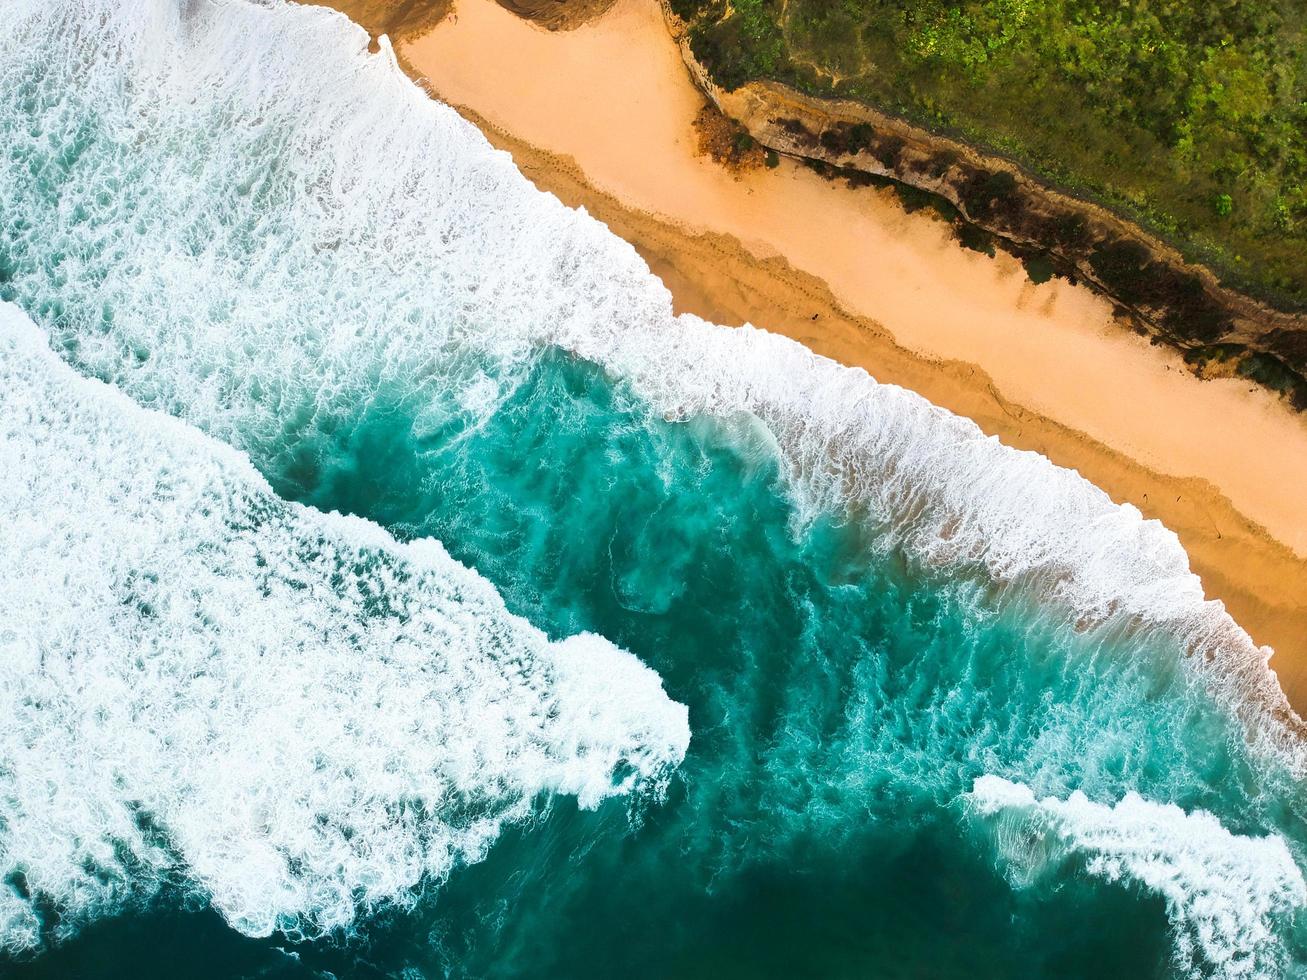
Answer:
[384, 0, 1307, 708]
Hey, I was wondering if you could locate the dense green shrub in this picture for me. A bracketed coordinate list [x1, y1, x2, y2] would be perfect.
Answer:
[1021, 253, 1056, 285]
[958, 224, 996, 256]
[681, 0, 1307, 309]
[960, 170, 1020, 220]
[846, 122, 875, 152]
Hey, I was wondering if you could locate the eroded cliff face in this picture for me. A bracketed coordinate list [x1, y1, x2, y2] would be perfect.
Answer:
[493, 0, 617, 30]
[312, 0, 625, 44]
[666, 7, 1307, 408]
[315, 0, 452, 41]
[303, 0, 1307, 407]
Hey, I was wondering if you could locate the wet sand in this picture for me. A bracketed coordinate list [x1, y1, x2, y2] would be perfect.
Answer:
[381, 0, 1307, 709]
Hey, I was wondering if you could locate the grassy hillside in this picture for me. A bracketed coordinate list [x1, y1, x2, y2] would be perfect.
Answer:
[672, 0, 1307, 308]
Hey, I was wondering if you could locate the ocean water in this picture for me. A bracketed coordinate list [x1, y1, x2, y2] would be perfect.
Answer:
[1, 1, 1305, 978]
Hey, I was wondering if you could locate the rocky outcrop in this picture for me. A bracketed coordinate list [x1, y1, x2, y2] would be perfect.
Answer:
[314, 0, 453, 41]
[305, 0, 615, 41]
[494, 0, 618, 30]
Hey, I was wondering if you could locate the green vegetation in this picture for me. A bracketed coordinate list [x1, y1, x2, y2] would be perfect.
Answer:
[1185, 343, 1307, 402]
[673, 0, 1307, 308]
[958, 223, 997, 256]
[1021, 252, 1056, 285]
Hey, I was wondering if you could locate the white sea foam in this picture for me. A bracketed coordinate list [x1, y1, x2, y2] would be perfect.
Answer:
[969, 776, 1306, 979]
[1, 0, 1305, 961]
[0, 0, 1293, 762]
[0, 304, 689, 955]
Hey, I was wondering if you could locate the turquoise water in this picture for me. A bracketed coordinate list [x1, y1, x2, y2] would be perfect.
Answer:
[234, 353, 1307, 977]
[3, 1, 1307, 977]
[6, 342, 1304, 978]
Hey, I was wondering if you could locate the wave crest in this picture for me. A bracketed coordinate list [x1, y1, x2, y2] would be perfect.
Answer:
[969, 775, 1305, 978]
[0, 305, 689, 954]
[0, 0, 1293, 758]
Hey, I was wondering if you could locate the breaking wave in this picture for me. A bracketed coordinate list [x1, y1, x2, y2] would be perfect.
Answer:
[0, 304, 688, 955]
[0, 0, 1293, 760]
[1, 0, 1305, 972]
[969, 776, 1306, 979]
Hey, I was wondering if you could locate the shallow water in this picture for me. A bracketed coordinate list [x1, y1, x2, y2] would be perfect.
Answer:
[2, 1, 1306, 977]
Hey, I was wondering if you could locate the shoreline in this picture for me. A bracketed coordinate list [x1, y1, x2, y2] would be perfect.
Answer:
[689, 73, 1307, 404]
[668, 6, 1307, 358]
[371, 0, 1307, 709]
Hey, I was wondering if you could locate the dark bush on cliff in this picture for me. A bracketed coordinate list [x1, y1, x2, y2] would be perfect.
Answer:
[960, 170, 1020, 222]
[1043, 213, 1091, 252]
[1088, 240, 1154, 304]
[958, 224, 996, 256]
[680, 0, 1307, 309]
[846, 123, 875, 153]
[871, 134, 905, 169]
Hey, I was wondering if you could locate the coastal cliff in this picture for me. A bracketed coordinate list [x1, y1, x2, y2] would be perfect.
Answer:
[661, 3, 1307, 409]
[493, 0, 617, 30]
[314, 0, 1307, 411]
[316, 0, 1307, 708]
[319, 0, 614, 36]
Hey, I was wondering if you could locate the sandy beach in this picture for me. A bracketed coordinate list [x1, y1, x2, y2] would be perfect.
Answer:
[379, 0, 1307, 708]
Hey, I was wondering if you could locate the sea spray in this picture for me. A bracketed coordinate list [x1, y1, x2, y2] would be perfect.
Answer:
[0, 304, 688, 955]
[1, 0, 1306, 975]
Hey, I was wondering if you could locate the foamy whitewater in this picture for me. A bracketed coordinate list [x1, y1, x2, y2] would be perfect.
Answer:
[0, 305, 687, 952]
[1, 0, 1306, 976]
[969, 777, 1306, 978]
[0, 0, 1288, 739]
